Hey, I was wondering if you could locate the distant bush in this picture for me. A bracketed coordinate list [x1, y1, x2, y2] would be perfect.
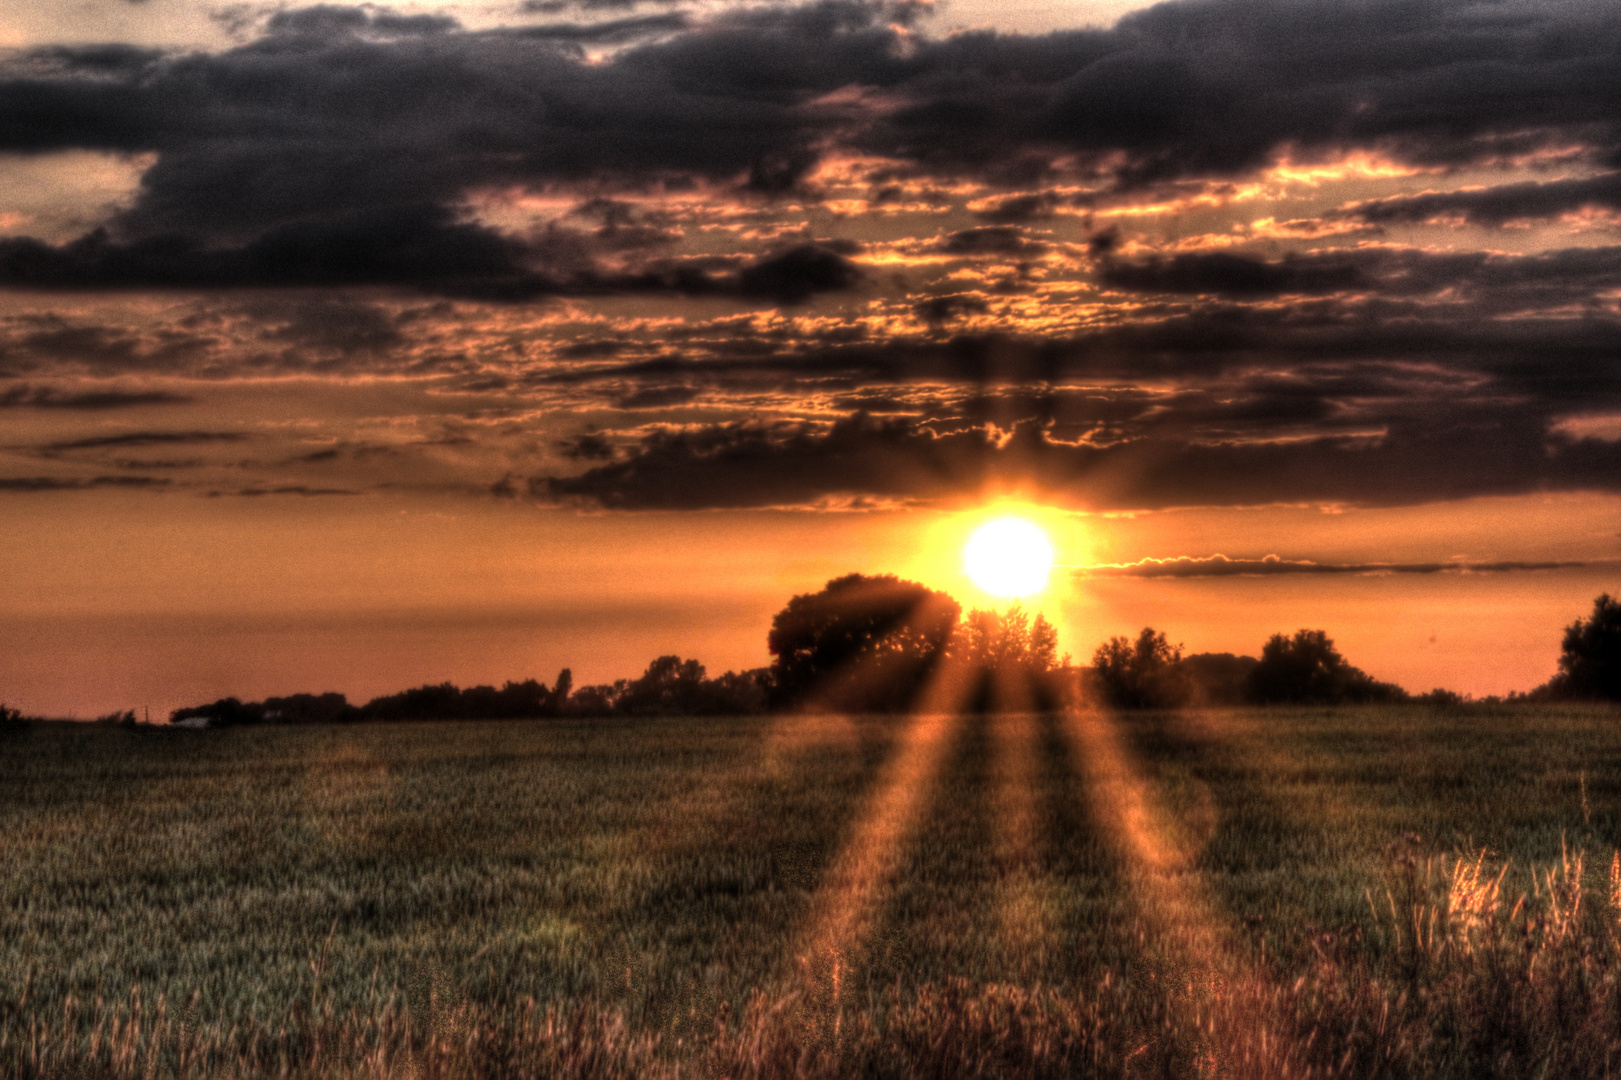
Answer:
[1092, 628, 1188, 709]
[170, 670, 576, 726]
[0, 703, 27, 732]
[1247, 629, 1407, 705]
[568, 658, 772, 717]
[1173, 652, 1259, 707]
[1539, 593, 1621, 701]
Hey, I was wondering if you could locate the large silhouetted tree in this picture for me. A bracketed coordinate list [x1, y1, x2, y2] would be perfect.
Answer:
[1246, 629, 1405, 705]
[768, 573, 960, 712]
[1548, 594, 1621, 701]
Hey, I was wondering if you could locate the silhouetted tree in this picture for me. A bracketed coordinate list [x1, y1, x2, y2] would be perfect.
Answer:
[1092, 627, 1188, 709]
[1246, 629, 1406, 705]
[1545, 593, 1621, 701]
[566, 681, 625, 717]
[171, 697, 267, 726]
[550, 668, 573, 714]
[263, 693, 356, 723]
[954, 604, 1065, 711]
[1174, 653, 1259, 706]
[768, 573, 960, 712]
[956, 604, 1060, 671]
[617, 656, 708, 714]
[706, 667, 771, 714]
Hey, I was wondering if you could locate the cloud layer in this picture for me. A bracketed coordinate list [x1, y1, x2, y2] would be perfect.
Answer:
[1, 0, 1619, 513]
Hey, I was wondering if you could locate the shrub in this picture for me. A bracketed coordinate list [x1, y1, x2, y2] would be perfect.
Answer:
[1546, 593, 1621, 701]
[1091, 627, 1188, 709]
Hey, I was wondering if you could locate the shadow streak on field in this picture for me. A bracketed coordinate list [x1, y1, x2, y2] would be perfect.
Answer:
[584, 711, 900, 1037]
[860, 712, 1145, 995]
[1111, 709, 1369, 972]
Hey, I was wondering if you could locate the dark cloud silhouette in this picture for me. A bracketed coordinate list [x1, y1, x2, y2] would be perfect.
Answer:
[43, 430, 244, 451]
[225, 485, 360, 496]
[972, 192, 1065, 224]
[1099, 251, 1364, 297]
[914, 293, 989, 325]
[1082, 554, 1611, 579]
[1344, 173, 1621, 227]
[5, 0, 1621, 514]
[539, 400, 1621, 511]
[0, 475, 171, 491]
[2, 0, 1616, 263]
[514, 13, 693, 41]
[0, 383, 188, 409]
[0, 214, 863, 302]
[1097, 245, 1621, 303]
[940, 227, 1046, 256]
[736, 244, 862, 303]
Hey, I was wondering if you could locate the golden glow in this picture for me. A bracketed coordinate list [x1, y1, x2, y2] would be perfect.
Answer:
[963, 517, 1055, 597]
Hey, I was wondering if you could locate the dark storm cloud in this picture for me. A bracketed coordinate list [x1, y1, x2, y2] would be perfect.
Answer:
[1342, 173, 1621, 227]
[1081, 554, 1608, 578]
[972, 193, 1066, 224]
[539, 384, 1621, 510]
[939, 228, 1047, 256]
[0, 213, 860, 302]
[1099, 251, 1365, 298]
[513, 13, 693, 41]
[1098, 245, 1621, 302]
[0, 383, 188, 409]
[1, 0, 1618, 277]
[914, 293, 989, 325]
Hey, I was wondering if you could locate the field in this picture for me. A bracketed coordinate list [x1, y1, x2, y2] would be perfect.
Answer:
[4, 705, 1621, 1078]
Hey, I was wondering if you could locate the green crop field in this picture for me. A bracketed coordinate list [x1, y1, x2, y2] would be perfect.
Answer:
[4, 705, 1621, 1078]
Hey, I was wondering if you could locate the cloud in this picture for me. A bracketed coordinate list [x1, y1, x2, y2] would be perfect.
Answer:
[0, 475, 170, 491]
[0, 213, 862, 302]
[1096, 246, 1621, 302]
[2, 0, 1617, 256]
[1343, 173, 1621, 227]
[42, 430, 245, 451]
[1099, 251, 1364, 298]
[1080, 554, 1613, 579]
[537, 400, 1621, 511]
[736, 244, 862, 303]
[939, 227, 1047, 257]
[0, 383, 189, 409]
[221, 485, 361, 496]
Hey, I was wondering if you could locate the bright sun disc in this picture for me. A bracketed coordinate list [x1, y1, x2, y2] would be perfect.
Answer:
[963, 518, 1054, 597]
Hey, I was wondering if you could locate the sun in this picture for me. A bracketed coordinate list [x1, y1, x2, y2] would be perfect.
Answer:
[963, 517, 1055, 597]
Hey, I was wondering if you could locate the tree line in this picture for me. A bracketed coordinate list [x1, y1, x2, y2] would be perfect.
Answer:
[10, 578, 1614, 726]
[165, 573, 1065, 725]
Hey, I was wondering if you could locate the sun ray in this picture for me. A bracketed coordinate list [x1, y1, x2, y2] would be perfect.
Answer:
[1058, 703, 1304, 1072]
[780, 655, 978, 1026]
[987, 684, 1053, 976]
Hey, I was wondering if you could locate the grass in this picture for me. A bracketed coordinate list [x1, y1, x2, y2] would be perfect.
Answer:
[3, 704, 1621, 1077]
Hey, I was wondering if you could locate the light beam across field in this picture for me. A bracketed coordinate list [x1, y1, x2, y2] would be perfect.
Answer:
[1059, 704, 1301, 1072]
[782, 657, 978, 1022]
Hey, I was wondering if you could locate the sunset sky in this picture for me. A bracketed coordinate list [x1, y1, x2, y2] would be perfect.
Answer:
[2, 0, 1619, 717]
